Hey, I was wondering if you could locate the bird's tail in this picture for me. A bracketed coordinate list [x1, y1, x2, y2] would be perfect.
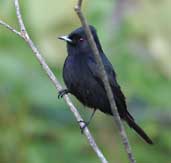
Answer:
[125, 113, 153, 145]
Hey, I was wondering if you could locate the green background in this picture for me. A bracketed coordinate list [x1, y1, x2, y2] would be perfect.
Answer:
[0, 0, 171, 162]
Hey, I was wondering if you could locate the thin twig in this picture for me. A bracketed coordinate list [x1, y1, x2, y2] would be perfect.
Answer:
[0, 0, 108, 163]
[0, 20, 21, 36]
[75, 0, 136, 163]
[14, 0, 26, 32]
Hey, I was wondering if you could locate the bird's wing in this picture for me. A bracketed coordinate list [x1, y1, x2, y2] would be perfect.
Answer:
[87, 55, 153, 144]
[87, 54, 118, 88]
[87, 54, 130, 119]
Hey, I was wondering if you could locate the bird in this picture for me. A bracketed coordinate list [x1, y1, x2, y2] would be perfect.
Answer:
[58, 25, 153, 144]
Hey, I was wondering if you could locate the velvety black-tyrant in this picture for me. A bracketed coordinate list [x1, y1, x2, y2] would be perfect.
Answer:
[58, 25, 153, 144]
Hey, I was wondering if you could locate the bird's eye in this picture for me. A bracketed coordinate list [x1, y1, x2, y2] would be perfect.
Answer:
[79, 37, 84, 42]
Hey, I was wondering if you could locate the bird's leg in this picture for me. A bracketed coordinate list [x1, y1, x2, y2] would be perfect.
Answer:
[79, 109, 96, 134]
[58, 89, 70, 99]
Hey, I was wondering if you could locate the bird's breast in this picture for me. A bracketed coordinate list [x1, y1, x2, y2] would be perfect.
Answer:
[63, 55, 108, 109]
[63, 55, 91, 89]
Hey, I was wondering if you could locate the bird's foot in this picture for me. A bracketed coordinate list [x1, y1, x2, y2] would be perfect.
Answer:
[79, 120, 89, 134]
[58, 89, 69, 99]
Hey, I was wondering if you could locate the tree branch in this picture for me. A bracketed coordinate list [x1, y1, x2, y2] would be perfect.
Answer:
[14, 0, 26, 32]
[0, 0, 108, 163]
[0, 20, 21, 36]
[75, 0, 136, 163]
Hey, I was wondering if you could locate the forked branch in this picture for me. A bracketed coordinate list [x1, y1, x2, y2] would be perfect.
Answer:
[0, 0, 108, 163]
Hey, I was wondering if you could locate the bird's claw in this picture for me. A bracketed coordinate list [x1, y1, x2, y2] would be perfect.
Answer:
[58, 89, 69, 99]
[79, 120, 89, 134]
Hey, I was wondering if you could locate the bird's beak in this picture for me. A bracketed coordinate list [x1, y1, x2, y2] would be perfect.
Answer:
[58, 35, 72, 43]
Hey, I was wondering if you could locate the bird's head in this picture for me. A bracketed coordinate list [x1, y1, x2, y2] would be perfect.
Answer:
[58, 25, 103, 55]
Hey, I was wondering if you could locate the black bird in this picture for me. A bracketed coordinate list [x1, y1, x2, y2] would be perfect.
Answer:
[58, 25, 153, 144]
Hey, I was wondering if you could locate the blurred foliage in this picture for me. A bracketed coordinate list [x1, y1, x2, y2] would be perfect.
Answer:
[0, 0, 171, 163]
